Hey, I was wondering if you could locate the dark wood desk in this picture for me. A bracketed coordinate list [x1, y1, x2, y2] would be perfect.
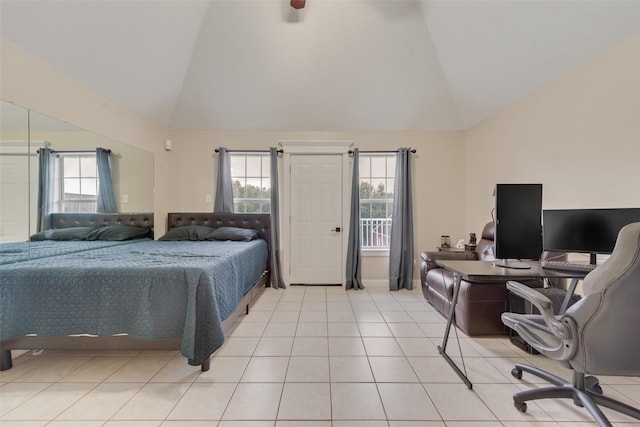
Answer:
[437, 246, 468, 253]
[435, 260, 586, 389]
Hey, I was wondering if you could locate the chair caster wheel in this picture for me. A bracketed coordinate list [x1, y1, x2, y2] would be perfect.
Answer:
[586, 376, 603, 394]
[590, 384, 603, 395]
[514, 401, 527, 413]
[511, 367, 523, 379]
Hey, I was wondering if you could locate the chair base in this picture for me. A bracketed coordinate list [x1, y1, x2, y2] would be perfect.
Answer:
[511, 363, 640, 427]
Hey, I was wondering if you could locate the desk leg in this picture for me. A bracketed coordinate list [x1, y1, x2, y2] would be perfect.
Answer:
[437, 272, 472, 389]
[1, 350, 12, 371]
[559, 278, 580, 314]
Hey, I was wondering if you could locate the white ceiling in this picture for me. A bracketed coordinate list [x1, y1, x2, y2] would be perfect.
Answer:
[2, 0, 640, 131]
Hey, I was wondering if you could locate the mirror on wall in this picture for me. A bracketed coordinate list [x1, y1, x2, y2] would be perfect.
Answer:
[0, 101, 31, 243]
[0, 99, 154, 257]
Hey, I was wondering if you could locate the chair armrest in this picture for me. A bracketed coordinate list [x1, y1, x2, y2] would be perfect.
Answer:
[506, 281, 571, 339]
[507, 280, 553, 312]
[421, 251, 476, 271]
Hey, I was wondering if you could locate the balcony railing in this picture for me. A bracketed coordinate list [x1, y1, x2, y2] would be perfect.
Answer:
[361, 217, 392, 248]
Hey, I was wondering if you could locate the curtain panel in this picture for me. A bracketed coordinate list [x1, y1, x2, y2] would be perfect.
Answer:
[269, 147, 285, 289]
[96, 147, 118, 213]
[389, 147, 414, 290]
[346, 148, 364, 290]
[214, 147, 234, 213]
[36, 148, 55, 232]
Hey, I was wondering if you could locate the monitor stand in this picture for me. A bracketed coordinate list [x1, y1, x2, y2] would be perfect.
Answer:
[493, 259, 532, 269]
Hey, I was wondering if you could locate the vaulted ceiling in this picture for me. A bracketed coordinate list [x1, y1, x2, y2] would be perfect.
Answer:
[2, 0, 640, 131]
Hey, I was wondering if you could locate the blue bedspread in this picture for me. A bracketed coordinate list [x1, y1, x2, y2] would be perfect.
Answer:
[0, 239, 268, 365]
[0, 238, 152, 265]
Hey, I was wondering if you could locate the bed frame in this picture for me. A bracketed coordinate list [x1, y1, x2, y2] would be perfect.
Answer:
[49, 212, 154, 237]
[1, 212, 272, 372]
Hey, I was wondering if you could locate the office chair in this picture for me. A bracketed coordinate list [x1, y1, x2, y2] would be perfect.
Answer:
[501, 222, 640, 427]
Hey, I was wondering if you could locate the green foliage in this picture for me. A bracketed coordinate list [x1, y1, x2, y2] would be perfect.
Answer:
[359, 180, 392, 219]
[233, 179, 271, 213]
[234, 200, 270, 213]
[232, 179, 270, 199]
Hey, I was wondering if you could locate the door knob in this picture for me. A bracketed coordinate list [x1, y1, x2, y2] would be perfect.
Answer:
[332, 227, 341, 232]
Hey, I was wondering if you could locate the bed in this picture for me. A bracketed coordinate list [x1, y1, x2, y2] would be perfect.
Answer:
[0, 212, 271, 372]
[0, 212, 154, 265]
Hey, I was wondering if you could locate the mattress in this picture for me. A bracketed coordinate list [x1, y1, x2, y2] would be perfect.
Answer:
[0, 238, 152, 265]
[0, 239, 268, 365]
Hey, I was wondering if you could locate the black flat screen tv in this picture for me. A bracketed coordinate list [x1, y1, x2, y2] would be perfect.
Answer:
[494, 184, 543, 269]
[543, 208, 640, 263]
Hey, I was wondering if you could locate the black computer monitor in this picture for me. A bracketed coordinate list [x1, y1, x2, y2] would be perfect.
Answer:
[543, 208, 640, 264]
[494, 184, 543, 269]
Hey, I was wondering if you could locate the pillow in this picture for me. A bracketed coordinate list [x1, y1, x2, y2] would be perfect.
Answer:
[158, 225, 216, 241]
[206, 226, 259, 242]
[30, 227, 96, 241]
[85, 225, 152, 241]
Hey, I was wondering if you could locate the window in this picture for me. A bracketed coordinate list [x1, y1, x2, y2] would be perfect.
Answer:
[359, 154, 395, 249]
[230, 153, 271, 213]
[54, 153, 99, 213]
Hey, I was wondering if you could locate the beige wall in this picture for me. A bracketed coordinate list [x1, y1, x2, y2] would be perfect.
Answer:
[0, 40, 170, 232]
[1, 39, 467, 281]
[464, 32, 640, 239]
[4, 30, 639, 281]
[166, 130, 466, 281]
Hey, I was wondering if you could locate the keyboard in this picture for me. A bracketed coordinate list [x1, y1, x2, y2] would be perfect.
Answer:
[541, 260, 598, 273]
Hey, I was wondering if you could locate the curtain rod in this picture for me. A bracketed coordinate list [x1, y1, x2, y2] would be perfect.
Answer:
[36, 149, 112, 154]
[214, 148, 283, 154]
[349, 149, 416, 155]
[56, 149, 111, 154]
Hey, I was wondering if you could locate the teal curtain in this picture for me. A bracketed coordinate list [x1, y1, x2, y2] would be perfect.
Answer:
[214, 147, 234, 213]
[346, 148, 364, 290]
[389, 147, 414, 290]
[96, 147, 117, 213]
[269, 147, 285, 288]
[36, 148, 55, 232]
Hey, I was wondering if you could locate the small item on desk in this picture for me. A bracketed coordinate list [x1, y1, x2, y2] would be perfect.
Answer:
[465, 233, 477, 251]
[440, 235, 451, 248]
[455, 239, 465, 249]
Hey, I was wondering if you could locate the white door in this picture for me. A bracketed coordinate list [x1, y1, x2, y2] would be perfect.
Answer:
[289, 155, 343, 284]
[0, 155, 32, 242]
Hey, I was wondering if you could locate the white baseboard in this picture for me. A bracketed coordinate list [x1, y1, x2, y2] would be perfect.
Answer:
[362, 279, 387, 288]
[361, 279, 422, 290]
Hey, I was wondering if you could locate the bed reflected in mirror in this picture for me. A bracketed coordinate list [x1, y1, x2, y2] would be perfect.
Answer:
[0, 99, 154, 262]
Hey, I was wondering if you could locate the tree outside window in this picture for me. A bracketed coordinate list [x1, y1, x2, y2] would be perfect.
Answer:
[230, 153, 271, 213]
[359, 154, 395, 249]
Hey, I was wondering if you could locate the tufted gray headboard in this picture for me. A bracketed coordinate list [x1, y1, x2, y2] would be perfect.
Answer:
[49, 213, 154, 236]
[167, 212, 272, 267]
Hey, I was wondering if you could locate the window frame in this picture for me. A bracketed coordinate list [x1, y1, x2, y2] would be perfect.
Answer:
[358, 153, 396, 253]
[229, 151, 271, 214]
[54, 152, 99, 213]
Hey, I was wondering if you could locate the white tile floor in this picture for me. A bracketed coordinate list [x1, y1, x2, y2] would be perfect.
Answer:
[1, 282, 639, 427]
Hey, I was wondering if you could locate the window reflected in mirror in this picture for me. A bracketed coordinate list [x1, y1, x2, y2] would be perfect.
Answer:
[0, 99, 154, 261]
[59, 153, 99, 212]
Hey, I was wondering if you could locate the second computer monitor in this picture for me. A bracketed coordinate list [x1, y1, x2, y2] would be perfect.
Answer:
[543, 208, 640, 259]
